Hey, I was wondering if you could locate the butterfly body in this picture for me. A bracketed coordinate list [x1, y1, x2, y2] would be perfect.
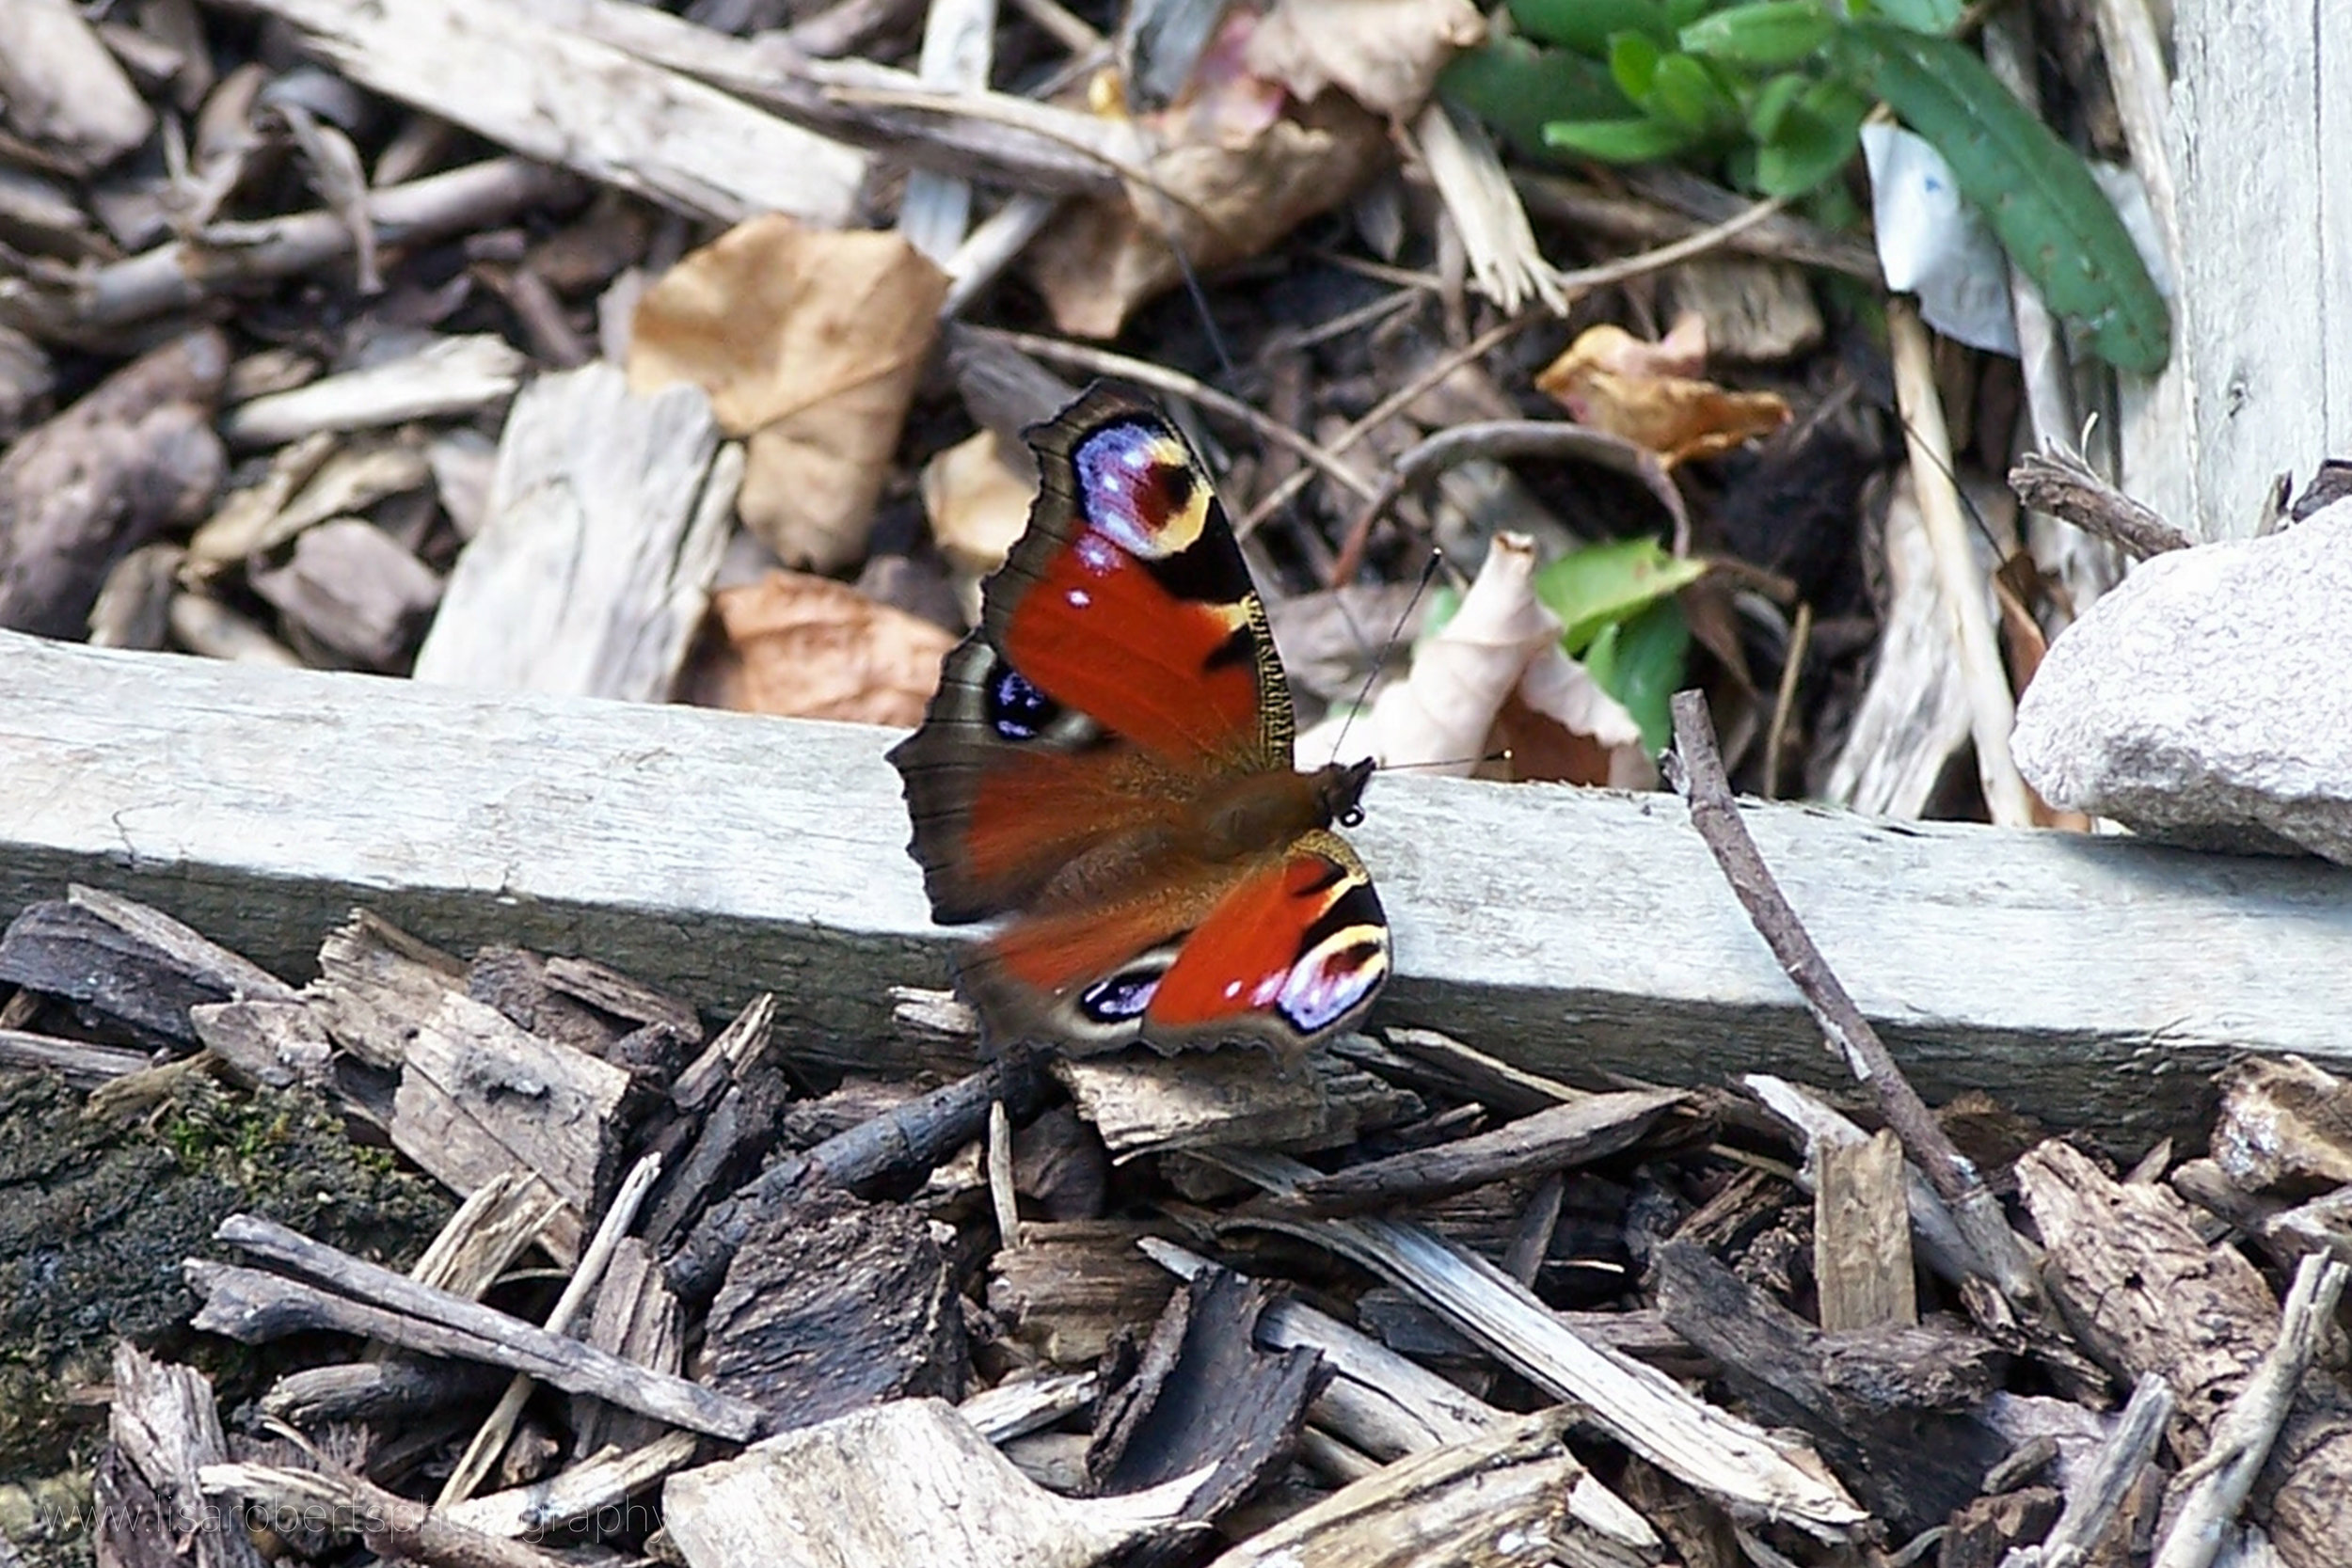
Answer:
[889, 387, 1390, 1056]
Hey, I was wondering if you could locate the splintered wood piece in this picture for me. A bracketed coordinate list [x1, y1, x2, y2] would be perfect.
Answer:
[1055, 1047, 1421, 1160]
[191, 999, 336, 1092]
[2017, 1142, 2352, 1564]
[221, 334, 529, 447]
[960, 1370, 1102, 1445]
[238, 0, 866, 224]
[1281, 1087, 1691, 1215]
[1336, 1026, 1586, 1117]
[1813, 1130, 1917, 1332]
[0, 329, 225, 639]
[99, 1344, 267, 1568]
[414, 365, 738, 702]
[571, 1237, 685, 1457]
[1201, 1413, 1660, 1568]
[1088, 1270, 1327, 1548]
[1141, 1238, 1511, 1462]
[1939, 1486, 2062, 1568]
[701, 1188, 967, 1430]
[261, 1358, 502, 1427]
[446, 1428, 702, 1540]
[389, 986, 631, 1265]
[2209, 1056, 2352, 1195]
[1213, 1148, 1869, 1540]
[248, 518, 442, 670]
[1651, 1241, 2003, 1533]
[989, 1222, 1184, 1367]
[199, 1463, 565, 1568]
[541, 955, 703, 1041]
[190, 1215, 764, 1441]
[662, 1400, 1200, 1568]
[0, 0, 153, 173]
[309, 910, 469, 1070]
[1744, 1075, 1979, 1290]
[0, 1026, 151, 1085]
[0, 887, 294, 1046]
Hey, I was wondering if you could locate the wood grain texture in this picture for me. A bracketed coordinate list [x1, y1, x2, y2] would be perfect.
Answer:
[235, 0, 867, 226]
[3, 631, 2349, 1140]
[2176, 2, 2352, 538]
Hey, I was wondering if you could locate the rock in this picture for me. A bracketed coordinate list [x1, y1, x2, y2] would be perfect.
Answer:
[2013, 501, 2352, 863]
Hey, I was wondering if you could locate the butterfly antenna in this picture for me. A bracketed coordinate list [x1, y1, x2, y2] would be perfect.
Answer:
[1328, 548, 1446, 768]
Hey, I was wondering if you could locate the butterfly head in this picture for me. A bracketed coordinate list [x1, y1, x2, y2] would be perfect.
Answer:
[1315, 756, 1376, 831]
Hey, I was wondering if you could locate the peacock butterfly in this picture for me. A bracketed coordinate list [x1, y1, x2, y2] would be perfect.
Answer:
[888, 385, 1391, 1056]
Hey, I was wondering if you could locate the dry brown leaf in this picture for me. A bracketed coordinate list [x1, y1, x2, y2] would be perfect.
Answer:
[628, 215, 946, 572]
[1297, 534, 1646, 787]
[919, 427, 1033, 590]
[1244, 0, 1486, 120]
[1535, 317, 1788, 466]
[685, 571, 956, 726]
[1025, 97, 1389, 339]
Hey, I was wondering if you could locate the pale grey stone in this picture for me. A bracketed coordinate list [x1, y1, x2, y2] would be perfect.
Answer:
[2013, 501, 2352, 864]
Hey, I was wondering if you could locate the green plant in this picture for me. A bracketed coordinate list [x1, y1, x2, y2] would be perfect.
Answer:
[1437, 0, 2169, 372]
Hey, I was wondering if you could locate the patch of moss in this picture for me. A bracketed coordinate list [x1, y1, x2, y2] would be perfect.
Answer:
[0, 1070, 452, 1481]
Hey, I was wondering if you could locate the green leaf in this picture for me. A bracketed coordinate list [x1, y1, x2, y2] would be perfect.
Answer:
[1581, 597, 1690, 754]
[1646, 51, 1741, 132]
[1608, 29, 1664, 102]
[1439, 39, 1635, 160]
[1531, 537, 1709, 656]
[1856, 0, 1963, 32]
[1510, 0, 1675, 55]
[1744, 71, 1811, 143]
[1679, 1, 1835, 68]
[1543, 115, 1703, 162]
[1753, 77, 1869, 196]
[1830, 21, 2170, 372]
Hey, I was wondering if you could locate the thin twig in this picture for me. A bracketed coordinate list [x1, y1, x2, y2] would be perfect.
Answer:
[437, 1152, 664, 1508]
[1761, 600, 1813, 801]
[1664, 690, 2043, 1316]
[202, 1463, 565, 1568]
[1245, 310, 1548, 544]
[2151, 1254, 2351, 1568]
[1549, 192, 1791, 297]
[1327, 420, 1691, 585]
[956, 325, 1381, 502]
[2000, 1372, 2173, 1568]
[2010, 447, 2193, 559]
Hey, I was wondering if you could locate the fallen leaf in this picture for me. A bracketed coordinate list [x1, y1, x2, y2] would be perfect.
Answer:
[1297, 534, 1648, 787]
[683, 571, 956, 726]
[1535, 317, 1788, 465]
[1244, 0, 1486, 119]
[920, 427, 1034, 618]
[628, 215, 946, 571]
[1025, 96, 1390, 339]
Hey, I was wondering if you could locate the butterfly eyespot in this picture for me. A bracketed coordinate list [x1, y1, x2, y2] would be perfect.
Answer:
[1337, 804, 1365, 829]
[986, 665, 1060, 741]
[1079, 966, 1163, 1022]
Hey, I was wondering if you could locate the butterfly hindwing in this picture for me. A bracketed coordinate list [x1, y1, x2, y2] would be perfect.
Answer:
[888, 384, 1390, 1055]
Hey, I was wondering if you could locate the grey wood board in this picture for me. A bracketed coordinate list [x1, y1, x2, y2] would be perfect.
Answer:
[2177, 1, 2352, 538]
[3, 630, 2347, 1139]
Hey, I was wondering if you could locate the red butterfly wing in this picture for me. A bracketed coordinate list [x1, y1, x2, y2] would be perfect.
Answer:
[889, 386, 1390, 1055]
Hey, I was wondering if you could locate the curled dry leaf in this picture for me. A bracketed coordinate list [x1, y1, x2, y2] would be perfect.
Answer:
[628, 215, 947, 572]
[684, 570, 956, 727]
[1298, 534, 1648, 787]
[1244, 0, 1486, 120]
[1536, 317, 1788, 466]
[1025, 95, 1390, 339]
[920, 428, 1033, 612]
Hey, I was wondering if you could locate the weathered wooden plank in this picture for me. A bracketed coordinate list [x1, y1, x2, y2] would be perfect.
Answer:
[2176, 2, 2352, 537]
[2, 630, 2347, 1140]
